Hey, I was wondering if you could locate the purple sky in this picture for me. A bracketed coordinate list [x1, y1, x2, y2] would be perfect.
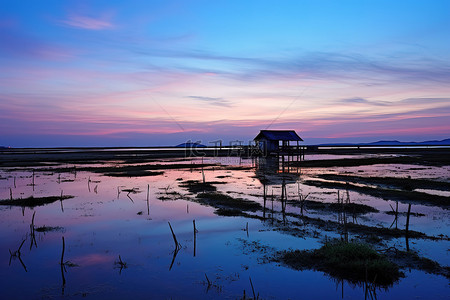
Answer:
[1, 0, 450, 147]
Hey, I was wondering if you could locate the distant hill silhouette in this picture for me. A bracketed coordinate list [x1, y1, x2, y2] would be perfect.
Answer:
[175, 142, 207, 148]
[364, 138, 450, 146]
[318, 138, 450, 146]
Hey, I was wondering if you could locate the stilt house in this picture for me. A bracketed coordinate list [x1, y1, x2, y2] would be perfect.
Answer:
[253, 130, 303, 155]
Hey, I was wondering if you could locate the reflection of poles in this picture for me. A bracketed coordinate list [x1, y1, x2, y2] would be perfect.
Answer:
[9, 239, 27, 272]
[263, 182, 266, 220]
[249, 276, 257, 300]
[60, 190, 64, 213]
[30, 211, 37, 250]
[271, 190, 274, 223]
[193, 220, 198, 257]
[337, 191, 348, 242]
[115, 255, 127, 274]
[126, 192, 134, 203]
[389, 201, 398, 229]
[60, 236, 66, 288]
[146, 184, 150, 215]
[168, 222, 181, 251]
[405, 203, 412, 252]
[281, 179, 287, 225]
[169, 248, 180, 271]
[297, 182, 309, 217]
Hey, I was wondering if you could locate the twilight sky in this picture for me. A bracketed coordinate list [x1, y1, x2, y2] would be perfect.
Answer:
[1, 0, 450, 147]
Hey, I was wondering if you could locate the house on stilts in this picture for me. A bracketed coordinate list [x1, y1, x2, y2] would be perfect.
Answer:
[253, 130, 304, 157]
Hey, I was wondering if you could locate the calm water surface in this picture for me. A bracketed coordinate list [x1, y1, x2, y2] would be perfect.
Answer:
[0, 155, 448, 299]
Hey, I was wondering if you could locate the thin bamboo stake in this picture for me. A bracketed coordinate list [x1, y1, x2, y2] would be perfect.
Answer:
[168, 222, 180, 250]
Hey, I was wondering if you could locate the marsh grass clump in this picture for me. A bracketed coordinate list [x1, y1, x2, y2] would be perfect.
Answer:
[196, 192, 262, 212]
[0, 195, 74, 207]
[215, 207, 246, 217]
[281, 241, 403, 286]
[35, 226, 64, 233]
[179, 180, 217, 193]
[289, 199, 378, 214]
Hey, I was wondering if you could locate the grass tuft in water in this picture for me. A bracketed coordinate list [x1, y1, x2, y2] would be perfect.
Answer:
[281, 241, 403, 286]
[196, 192, 262, 212]
[0, 195, 74, 207]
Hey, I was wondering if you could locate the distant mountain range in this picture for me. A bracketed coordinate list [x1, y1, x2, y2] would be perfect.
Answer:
[318, 138, 450, 146]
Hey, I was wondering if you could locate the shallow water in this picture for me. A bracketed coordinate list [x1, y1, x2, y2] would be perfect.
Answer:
[0, 154, 448, 299]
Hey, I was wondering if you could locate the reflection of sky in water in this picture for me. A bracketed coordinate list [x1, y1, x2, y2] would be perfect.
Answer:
[0, 156, 449, 299]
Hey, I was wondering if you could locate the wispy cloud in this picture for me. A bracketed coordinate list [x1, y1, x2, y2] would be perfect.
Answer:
[339, 97, 389, 106]
[61, 14, 115, 30]
[187, 96, 232, 107]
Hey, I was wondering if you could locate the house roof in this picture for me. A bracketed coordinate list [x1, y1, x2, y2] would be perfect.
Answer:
[254, 130, 303, 141]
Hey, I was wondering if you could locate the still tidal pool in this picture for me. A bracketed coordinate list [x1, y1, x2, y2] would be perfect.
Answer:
[0, 155, 449, 299]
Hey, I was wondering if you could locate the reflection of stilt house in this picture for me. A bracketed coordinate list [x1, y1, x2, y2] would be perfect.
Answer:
[253, 130, 304, 157]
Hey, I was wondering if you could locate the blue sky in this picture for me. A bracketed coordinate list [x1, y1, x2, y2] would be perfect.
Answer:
[1, 0, 450, 147]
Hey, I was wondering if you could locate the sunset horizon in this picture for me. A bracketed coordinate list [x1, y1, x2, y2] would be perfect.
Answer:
[1, 1, 450, 147]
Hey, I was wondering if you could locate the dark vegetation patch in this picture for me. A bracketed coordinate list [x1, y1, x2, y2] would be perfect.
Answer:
[292, 151, 450, 167]
[157, 191, 184, 201]
[303, 180, 450, 208]
[35, 226, 64, 232]
[104, 170, 164, 177]
[318, 174, 450, 192]
[385, 211, 425, 217]
[220, 165, 254, 170]
[280, 241, 403, 286]
[215, 208, 247, 217]
[287, 199, 378, 214]
[0, 195, 74, 207]
[87, 163, 217, 174]
[283, 213, 429, 240]
[179, 180, 217, 193]
[196, 192, 262, 212]
[215, 175, 232, 178]
[383, 249, 450, 279]
[293, 157, 409, 168]
[178, 180, 226, 193]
